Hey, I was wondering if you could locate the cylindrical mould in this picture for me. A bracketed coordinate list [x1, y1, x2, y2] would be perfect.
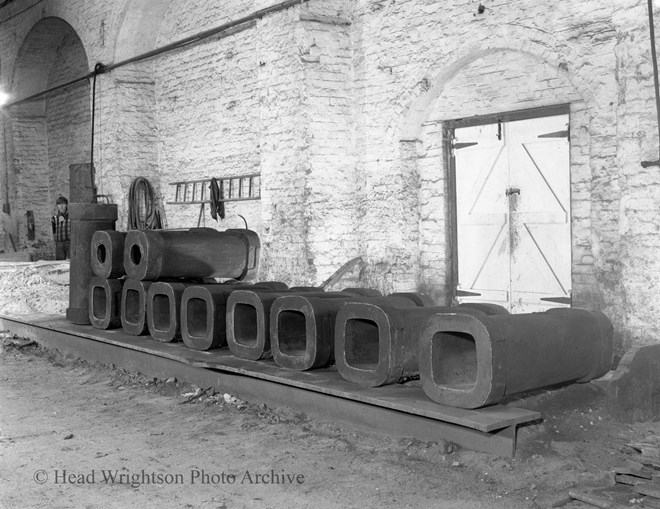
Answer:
[270, 292, 358, 370]
[226, 290, 303, 360]
[91, 230, 127, 278]
[418, 308, 614, 409]
[456, 302, 510, 315]
[388, 292, 436, 307]
[255, 281, 289, 290]
[123, 228, 260, 281]
[226, 289, 333, 361]
[180, 284, 267, 351]
[121, 279, 153, 335]
[341, 288, 382, 297]
[335, 302, 479, 387]
[66, 203, 118, 324]
[267, 293, 411, 371]
[88, 277, 124, 329]
[227, 228, 261, 280]
[146, 281, 193, 342]
[289, 286, 324, 292]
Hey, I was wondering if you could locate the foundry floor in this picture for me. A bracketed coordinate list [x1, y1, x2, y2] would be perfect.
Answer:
[2, 332, 653, 509]
[0, 313, 539, 458]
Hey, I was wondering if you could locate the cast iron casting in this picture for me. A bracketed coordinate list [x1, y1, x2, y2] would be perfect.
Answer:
[123, 228, 260, 281]
[418, 307, 614, 409]
[88, 277, 124, 330]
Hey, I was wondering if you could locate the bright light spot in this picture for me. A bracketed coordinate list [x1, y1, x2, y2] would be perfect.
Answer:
[0, 90, 9, 107]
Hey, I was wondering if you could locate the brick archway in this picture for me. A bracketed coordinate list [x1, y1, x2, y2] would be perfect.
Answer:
[401, 47, 592, 308]
[8, 17, 90, 258]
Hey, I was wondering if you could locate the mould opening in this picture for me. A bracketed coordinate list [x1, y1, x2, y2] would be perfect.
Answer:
[130, 244, 142, 266]
[344, 318, 379, 370]
[234, 303, 258, 347]
[186, 298, 208, 337]
[124, 289, 141, 323]
[277, 310, 307, 356]
[96, 244, 106, 264]
[92, 286, 107, 320]
[152, 294, 172, 332]
[431, 332, 477, 390]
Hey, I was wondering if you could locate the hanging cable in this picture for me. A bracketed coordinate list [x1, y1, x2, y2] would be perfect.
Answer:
[643, 0, 660, 167]
[89, 63, 106, 200]
[127, 177, 162, 230]
[237, 214, 248, 229]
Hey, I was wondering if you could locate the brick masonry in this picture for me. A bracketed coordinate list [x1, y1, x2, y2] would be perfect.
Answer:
[0, 0, 658, 351]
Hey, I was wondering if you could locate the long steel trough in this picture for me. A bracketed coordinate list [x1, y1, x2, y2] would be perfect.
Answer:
[0, 313, 542, 458]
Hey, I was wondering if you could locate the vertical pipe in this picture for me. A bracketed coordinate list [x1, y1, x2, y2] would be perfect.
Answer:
[649, 0, 660, 150]
[66, 203, 118, 324]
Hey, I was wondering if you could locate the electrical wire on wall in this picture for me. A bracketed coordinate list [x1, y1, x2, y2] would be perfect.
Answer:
[643, 0, 660, 167]
[2, 0, 310, 110]
[90, 62, 106, 200]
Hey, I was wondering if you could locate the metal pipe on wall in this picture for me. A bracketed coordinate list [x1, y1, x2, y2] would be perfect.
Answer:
[0, 0, 311, 109]
[642, 0, 660, 167]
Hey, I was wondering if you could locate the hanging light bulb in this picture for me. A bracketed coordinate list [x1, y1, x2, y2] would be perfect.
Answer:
[0, 88, 9, 107]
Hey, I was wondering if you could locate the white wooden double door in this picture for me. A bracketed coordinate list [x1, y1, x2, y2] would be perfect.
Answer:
[452, 113, 571, 313]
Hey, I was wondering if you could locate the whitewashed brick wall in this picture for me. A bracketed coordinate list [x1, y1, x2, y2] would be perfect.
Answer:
[348, 0, 657, 351]
[4, 17, 91, 258]
[1, 0, 659, 350]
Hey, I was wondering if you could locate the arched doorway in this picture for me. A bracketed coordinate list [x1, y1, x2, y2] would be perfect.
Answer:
[410, 48, 587, 311]
[7, 17, 90, 258]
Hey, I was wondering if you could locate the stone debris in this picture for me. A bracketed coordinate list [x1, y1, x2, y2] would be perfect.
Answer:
[553, 445, 660, 508]
[0, 331, 37, 349]
[0, 262, 68, 315]
[180, 386, 213, 404]
[179, 387, 247, 408]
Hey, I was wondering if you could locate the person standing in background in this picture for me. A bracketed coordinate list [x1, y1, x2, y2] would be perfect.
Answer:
[51, 196, 70, 260]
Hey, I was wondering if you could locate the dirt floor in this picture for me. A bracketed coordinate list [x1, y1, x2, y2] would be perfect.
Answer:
[0, 262, 659, 508]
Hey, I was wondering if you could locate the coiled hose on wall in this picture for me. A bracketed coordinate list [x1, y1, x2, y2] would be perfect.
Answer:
[127, 177, 162, 230]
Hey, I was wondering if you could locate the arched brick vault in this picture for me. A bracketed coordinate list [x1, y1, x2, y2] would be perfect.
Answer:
[387, 42, 620, 322]
[113, 0, 174, 62]
[1, 3, 96, 87]
[93, 0, 174, 229]
[8, 17, 90, 257]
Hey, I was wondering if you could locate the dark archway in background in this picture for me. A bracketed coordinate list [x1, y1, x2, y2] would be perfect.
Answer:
[8, 17, 90, 258]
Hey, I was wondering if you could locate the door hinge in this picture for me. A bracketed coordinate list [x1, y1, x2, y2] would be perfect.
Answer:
[456, 289, 482, 297]
[538, 128, 570, 140]
[540, 296, 572, 305]
[453, 141, 479, 150]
